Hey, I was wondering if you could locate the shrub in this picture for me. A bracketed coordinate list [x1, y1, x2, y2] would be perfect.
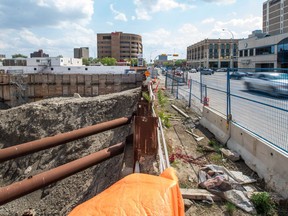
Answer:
[251, 192, 275, 215]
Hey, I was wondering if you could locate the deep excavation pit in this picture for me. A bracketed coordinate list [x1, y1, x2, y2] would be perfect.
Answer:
[0, 87, 141, 215]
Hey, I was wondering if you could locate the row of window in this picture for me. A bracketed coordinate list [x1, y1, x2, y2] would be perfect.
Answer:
[239, 45, 275, 57]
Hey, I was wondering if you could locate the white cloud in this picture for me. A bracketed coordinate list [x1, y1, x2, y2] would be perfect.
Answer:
[0, 0, 94, 28]
[110, 4, 128, 22]
[178, 23, 198, 34]
[202, 18, 215, 24]
[133, 0, 195, 20]
[202, 0, 236, 5]
[106, 22, 114, 26]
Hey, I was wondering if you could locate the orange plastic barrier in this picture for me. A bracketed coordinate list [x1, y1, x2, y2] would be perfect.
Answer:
[69, 167, 184, 216]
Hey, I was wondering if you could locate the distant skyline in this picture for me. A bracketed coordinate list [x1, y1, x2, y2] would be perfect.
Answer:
[0, 0, 264, 61]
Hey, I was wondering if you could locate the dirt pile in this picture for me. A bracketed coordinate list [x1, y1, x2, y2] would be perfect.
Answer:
[0, 87, 141, 215]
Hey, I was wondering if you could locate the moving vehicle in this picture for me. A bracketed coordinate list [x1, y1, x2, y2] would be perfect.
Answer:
[230, 71, 253, 80]
[243, 73, 288, 96]
[216, 68, 227, 72]
[189, 68, 197, 73]
[200, 69, 214, 75]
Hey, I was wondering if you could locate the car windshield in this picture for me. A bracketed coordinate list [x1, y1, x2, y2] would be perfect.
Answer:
[266, 73, 288, 80]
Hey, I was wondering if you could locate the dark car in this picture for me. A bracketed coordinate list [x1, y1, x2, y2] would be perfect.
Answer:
[200, 69, 214, 75]
[230, 71, 253, 80]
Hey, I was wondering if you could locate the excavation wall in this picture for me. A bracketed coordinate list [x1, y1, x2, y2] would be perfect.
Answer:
[0, 73, 143, 107]
[0, 87, 141, 215]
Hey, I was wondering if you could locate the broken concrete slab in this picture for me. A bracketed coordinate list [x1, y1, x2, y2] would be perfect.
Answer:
[180, 188, 222, 201]
[220, 148, 240, 162]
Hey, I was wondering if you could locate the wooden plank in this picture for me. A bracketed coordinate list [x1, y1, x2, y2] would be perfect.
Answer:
[91, 86, 98, 96]
[3, 85, 10, 101]
[180, 188, 222, 201]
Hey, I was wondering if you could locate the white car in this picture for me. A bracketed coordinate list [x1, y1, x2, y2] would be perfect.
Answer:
[243, 73, 288, 97]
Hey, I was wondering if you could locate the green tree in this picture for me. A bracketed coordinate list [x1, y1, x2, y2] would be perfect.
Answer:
[100, 57, 117, 66]
[174, 59, 186, 67]
[12, 54, 27, 58]
[82, 58, 90, 66]
[130, 58, 138, 66]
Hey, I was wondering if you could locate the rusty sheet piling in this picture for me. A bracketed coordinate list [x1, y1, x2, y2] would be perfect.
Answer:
[0, 117, 131, 163]
[0, 141, 125, 205]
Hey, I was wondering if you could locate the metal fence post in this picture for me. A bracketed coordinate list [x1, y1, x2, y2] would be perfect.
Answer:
[176, 79, 179, 99]
[165, 73, 167, 89]
[188, 79, 192, 107]
[200, 73, 203, 104]
[171, 75, 174, 94]
[226, 68, 232, 123]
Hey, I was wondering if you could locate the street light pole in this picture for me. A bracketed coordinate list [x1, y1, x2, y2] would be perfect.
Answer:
[149, 50, 157, 65]
[222, 29, 234, 70]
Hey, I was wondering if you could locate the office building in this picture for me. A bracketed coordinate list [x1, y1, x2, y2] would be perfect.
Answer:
[263, 0, 288, 35]
[187, 39, 239, 69]
[97, 32, 143, 61]
[238, 30, 288, 68]
[74, 47, 89, 59]
[30, 49, 49, 58]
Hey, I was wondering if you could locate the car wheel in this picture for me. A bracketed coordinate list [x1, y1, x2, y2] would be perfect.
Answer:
[269, 87, 279, 97]
[245, 83, 252, 91]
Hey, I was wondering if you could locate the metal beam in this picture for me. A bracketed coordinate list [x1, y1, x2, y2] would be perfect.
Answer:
[0, 141, 125, 205]
[0, 117, 130, 162]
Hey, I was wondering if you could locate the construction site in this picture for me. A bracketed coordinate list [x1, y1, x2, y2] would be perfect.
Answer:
[0, 72, 288, 216]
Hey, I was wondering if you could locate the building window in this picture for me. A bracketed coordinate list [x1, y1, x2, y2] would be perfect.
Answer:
[103, 36, 111, 40]
[51, 68, 54, 71]
[36, 60, 40, 62]
[244, 50, 248, 57]
[239, 50, 243, 57]
[34, 68, 37, 71]
[68, 68, 71, 70]
[85, 68, 88, 70]
[255, 45, 274, 55]
[277, 38, 288, 64]
[249, 49, 253, 56]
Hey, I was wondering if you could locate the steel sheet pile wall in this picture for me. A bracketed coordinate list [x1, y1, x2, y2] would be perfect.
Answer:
[0, 73, 143, 107]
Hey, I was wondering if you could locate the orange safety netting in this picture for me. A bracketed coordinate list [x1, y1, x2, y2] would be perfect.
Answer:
[69, 167, 184, 216]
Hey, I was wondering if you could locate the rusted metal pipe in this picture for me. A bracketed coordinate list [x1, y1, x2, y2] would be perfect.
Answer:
[0, 141, 125, 205]
[0, 117, 130, 163]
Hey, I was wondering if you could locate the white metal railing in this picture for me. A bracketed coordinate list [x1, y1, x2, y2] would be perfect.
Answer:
[148, 83, 170, 172]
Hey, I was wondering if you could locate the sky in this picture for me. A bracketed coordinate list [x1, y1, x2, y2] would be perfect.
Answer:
[0, 0, 264, 62]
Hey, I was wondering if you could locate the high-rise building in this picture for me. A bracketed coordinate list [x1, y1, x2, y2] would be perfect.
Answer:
[97, 32, 143, 61]
[74, 47, 89, 59]
[263, 0, 288, 35]
[30, 49, 49, 58]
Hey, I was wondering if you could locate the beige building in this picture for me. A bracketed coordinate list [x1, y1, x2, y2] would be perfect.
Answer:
[263, 0, 288, 35]
[97, 32, 143, 61]
[187, 39, 239, 69]
[238, 30, 288, 69]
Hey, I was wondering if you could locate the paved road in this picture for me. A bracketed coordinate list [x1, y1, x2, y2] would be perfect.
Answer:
[169, 72, 288, 152]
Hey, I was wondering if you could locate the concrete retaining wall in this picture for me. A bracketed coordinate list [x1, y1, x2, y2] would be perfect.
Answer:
[0, 73, 143, 107]
[200, 106, 288, 199]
